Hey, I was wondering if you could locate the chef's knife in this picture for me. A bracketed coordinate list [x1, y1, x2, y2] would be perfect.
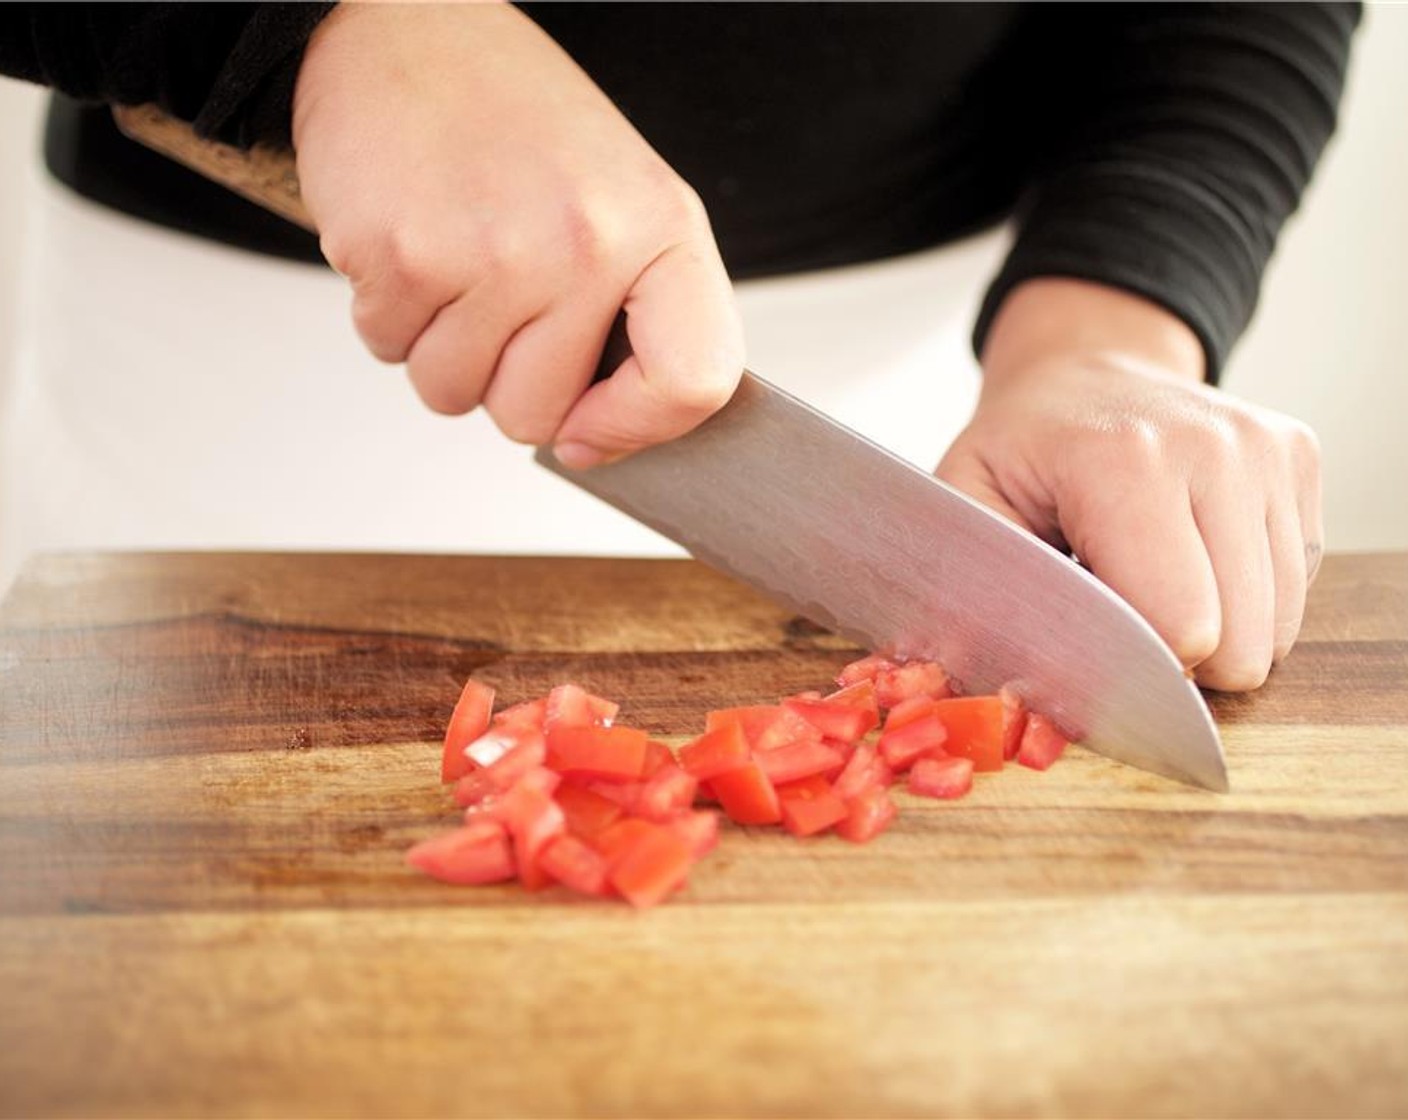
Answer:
[113, 103, 1228, 791]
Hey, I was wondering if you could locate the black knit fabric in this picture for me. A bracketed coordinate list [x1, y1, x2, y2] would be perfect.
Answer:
[0, 2, 1362, 380]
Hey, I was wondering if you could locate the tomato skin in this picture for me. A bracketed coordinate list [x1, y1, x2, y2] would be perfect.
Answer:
[908, 756, 974, 799]
[545, 725, 649, 781]
[678, 722, 751, 781]
[1017, 713, 1069, 771]
[710, 761, 783, 826]
[406, 820, 515, 885]
[441, 678, 496, 783]
[930, 696, 1006, 772]
[754, 738, 847, 786]
[608, 823, 695, 909]
[539, 834, 610, 897]
[877, 712, 949, 772]
[834, 786, 897, 844]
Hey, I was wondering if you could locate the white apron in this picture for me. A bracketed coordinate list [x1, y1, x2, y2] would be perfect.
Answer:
[0, 170, 1010, 591]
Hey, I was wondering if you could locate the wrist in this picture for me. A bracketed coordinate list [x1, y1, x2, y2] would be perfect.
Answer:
[980, 278, 1207, 387]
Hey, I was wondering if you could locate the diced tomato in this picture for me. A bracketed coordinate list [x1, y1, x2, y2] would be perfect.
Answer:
[874, 660, 952, 708]
[706, 705, 819, 752]
[583, 779, 645, 809]
[835, 653, 899, 688]
[452, 768, 500, 808]
[877, 712, 949, 772]
[782, 693, 878, 743]
[884, 695, 938, 732]
[1017, 713, 1070, 771]
[406, 820, 515, 885]
[909, 755, 974, 799]
[538, 834, 610, 897]
[668, 810, 721, 858]
[483, 734, 548, 790]
[931, 696, 1006, 772]
[710, 761, 782, 826]
[592, 818, 657, 866]
[608, 823, 695, 909]
[834, 786, 897, 844]
[544, 683, 620, 730]
[634, 764, 699, 822]
[776, 774, 849, 837]
[498, 783, 566, 890]
[1000, 686, 1029, 762]
[493, 697, 547, 731]
[754, 738, 846, 786]
[553, 783, 624, 841]
[823, 677, 879, 711]
[832, 744, 884, 803]
[641, 740, 675, 778]
[678, 722, 751, 780]
[545, 724, 649, 781]
[441, 677, 495, 783]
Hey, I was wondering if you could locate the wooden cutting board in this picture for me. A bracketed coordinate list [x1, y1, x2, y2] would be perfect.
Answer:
[1, 551, 1405, 1119]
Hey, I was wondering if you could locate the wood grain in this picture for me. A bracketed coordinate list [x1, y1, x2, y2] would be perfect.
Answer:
[1, 551, 1406, 1119]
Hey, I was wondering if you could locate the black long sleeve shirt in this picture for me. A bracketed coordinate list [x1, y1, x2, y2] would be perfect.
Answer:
[0, 2, 1362, 380]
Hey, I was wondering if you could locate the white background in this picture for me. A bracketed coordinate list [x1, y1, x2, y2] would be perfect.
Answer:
[0, 3, 1404, 560]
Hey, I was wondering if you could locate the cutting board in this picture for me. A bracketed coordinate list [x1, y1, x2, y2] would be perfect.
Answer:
[1, 551, 1405, 1118]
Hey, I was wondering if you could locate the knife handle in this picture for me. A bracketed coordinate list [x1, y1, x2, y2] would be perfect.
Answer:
[112, 102, 628, 381]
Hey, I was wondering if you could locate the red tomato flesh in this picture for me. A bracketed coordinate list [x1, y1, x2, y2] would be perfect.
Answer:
[835, 653, 899, 687]
[776, 775, 849, 837]
[406, 820, 515, 885]
[678, 722, 751, 780]
[607, 823, 695, 909]
[908, 755, 974, 799]
[441, 678, 495, 783]
[1000, 686, 1029, 762]
[669, 810, 721, 858]
[1017, 713, 1070, 771]
[782, 694, 878, 742]
[754, 738, 847, 786]
[834, 786, 897, 843]
[931, 696, 1006, 772]
[874, 660, 952, 708]
[538, 834, 610, 897]
[877, 712, 949, 772]
[544, 682, 620, 730]
[545, 724, 649, 781]
[710, 761, 783, 826]
[553, 783, 624, 841]
[634, 764, 699, 822]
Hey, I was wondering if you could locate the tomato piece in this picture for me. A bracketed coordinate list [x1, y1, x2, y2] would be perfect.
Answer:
[754, 738, 847, 786]
[884, 695, 938, 732]
[710, 761, 782, 826]
[835, 653, 899, 688]
[635, 764, 699, 822]
[874, 660, 952, 708]
[1017, 713, 1070, 771]
[782, 694, 878, 743]
[538, 834, 610, 897]
[707, 704, 819, 752]
[877, 712, 949, 772]
[668, 810, 721, 858]
[641, 740, 675, 778]
[544, 683, 620, 730]
[483, 733, 549, 790]
[834, 786, 897, 844]
[492, 697, 547, 732]
[931, 696, 1005, 772]
[583, 779, 645, 809]
[909, 755, 974, 799]
[832, 744, 884, 803]
[406, 820, 515, 885]
[776, 774, 849, 837]
[593, 818, 657, 865]
[1000, 686, 1029, 762]
[553, 783, 624, 841]
[452, 768, 500, 809]
[607, 823, 695, 909]
[545, 724, 649, 781]
[678, 721, 751, 780]
[441, 677, 496, 783]
[498, 783, 566, 890]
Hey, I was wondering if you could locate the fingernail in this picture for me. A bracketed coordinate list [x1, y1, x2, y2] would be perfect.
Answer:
[553, 442, 608, 470]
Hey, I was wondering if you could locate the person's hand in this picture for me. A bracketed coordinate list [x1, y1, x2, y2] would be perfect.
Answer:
[937, 278, 1322, 692]
[291, 1, 744, 468]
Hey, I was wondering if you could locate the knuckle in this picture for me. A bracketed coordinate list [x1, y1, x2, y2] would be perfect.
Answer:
[406, 358, 480, 417]
[557, 199, 612, 273]
[651, 170, 710, 233]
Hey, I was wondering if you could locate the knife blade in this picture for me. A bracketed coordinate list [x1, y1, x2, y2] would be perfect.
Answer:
[536, 371, 1227, 792]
